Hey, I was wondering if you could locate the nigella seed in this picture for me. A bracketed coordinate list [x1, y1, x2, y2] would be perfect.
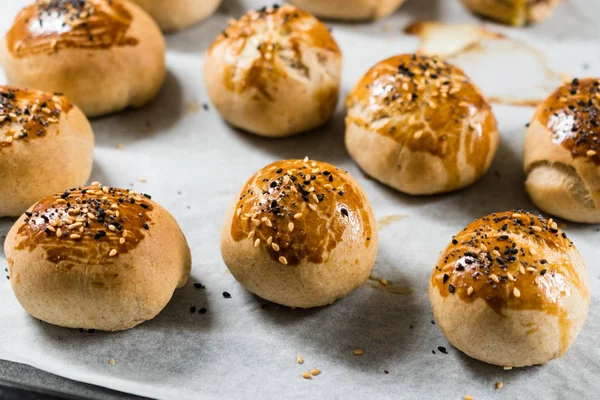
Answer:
[341, 208, 349, 217]
[448, 284, 456, 294]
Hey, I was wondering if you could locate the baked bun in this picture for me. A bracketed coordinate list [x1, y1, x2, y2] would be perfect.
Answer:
[221, 158, 378, 308]
[0, 86, 94, 217]
[346, 54, 499, 195]
[4, 183, 191, 331]
[0, 0, 166, 118]
[459, 0, 560, 26]
[128, 0, 222, 32]
[430, 211, 590, 367]
[289, 0, 406, 21]
[524, 78, 600, 223]
[205, 5, 342, 137]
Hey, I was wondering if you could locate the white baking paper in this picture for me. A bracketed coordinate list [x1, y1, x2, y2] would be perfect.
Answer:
[1, 0, 599, 399]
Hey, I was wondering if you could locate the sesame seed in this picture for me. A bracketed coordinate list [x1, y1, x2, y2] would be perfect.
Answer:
[308, 204, 317, 211]
[519, 265, 526, 274]
[496, 382, 503, 390]
[467, 287, 473, 296]
[119, 237, 126, 244]
[69, 234, 81, 239]
[479, 244, 487, 252]
[272, 243, 280, 251]
[267, 236, 273, 245]
[279, 256, 288, 265]
[302, 372, 311, 379]
[353, 349, 363, 355]
[507, 272, 515, 281]
[380, 279, 388, 286]
[513, 288, 521, 298]
[294, 213, 303, 219]
[492, 250, 501, 257]
[254, 238, 261, 248]
[297, 355, 303, 364]
[532, 226, 542, 232]
[56, 228, 62, 237]
[310, 369, 321, 376]
[490, 274, 499, 283]
[109, 249, 117, 257]
[587, 150, 596, 157]
[288, 222, 294, 232]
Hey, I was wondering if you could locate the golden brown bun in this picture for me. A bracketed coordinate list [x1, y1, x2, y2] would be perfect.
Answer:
[289, 0, 406, 21]
[0, 0, 166, 118]
[430, 211, 590, 367]
[4, 184, 191, 331]
[460, 0, 561, 26]
[0, 86, 94, 217]
[221, 158, 378, 308]
[205, 5, 342, 137]
[346, 54, 499, 195]
[524, 78, 600, 223]
[128, 0, 222, 32]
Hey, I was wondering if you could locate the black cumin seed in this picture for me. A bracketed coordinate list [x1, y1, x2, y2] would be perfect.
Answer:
[341, 208, 349, 217]
[448, 284, 455, 293]
[437, 346, 448, 354]
[222, 291, 231, 298]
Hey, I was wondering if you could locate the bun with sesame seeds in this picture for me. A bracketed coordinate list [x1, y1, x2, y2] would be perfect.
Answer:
[0, 0, 165, 118]
[289, 0, 406, 21]
[4, 184, 191, 331]
[459, 0, 560, 27]
[0, 86, 94, 217]
[429, 211, 590, 367]
[524, 78, 600, 223]
[128, 0, 222, 32]
[220, 158, 378, 308]
[204, 5, 342, 137]
[346, 54, 499, 195]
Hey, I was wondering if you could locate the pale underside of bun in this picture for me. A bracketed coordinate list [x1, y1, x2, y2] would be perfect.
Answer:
[525, 162, 600, 223]
[290, 0, 406, 21]
[129, 0, 222, 32]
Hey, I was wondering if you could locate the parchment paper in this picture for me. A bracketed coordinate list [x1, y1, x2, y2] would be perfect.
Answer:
[1, 1, 599, 399]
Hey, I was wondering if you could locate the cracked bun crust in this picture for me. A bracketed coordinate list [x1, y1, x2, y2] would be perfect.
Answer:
[289, 0, 406, 21]
[524, 78, 600, 223]
[430, 211, 589, 367]
[460, 0, 561, 26]
[221, 158, 378, 308]
[0, 86, 94, 217]
[346, 54, 499, 195]
[4, 183, 191, 331]
[205, 5, 342, 137]
[0, 0, 166, 117]
[128, 0, 222, 32]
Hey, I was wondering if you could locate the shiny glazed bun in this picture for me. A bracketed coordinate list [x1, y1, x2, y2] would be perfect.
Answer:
[0, 86, 94, 217]
[289, 0, 406, 21]
[128, 0, 222, 32]
[205, 5, 342, 137]
[525, 78, 600, 223]
[4, 183, 191, 331]
[0, 0, 166, 117]
[221, 158, 378, 308]
[430, 211, 590, 367]
[346, 54, 499, 195]
[460, 0, 560, 26]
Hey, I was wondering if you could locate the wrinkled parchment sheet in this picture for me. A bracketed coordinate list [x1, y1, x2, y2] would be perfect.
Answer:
[1, 0, 599, 399]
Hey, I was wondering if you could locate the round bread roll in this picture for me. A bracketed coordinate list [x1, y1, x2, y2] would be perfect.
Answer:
[221, 158, 378, 308]
[460, 0, 560, 26]
[128, 0, 222, 32]
[289, 0, 406, 21]
[525, 78, 600, 223]
[0, 0, 166, 118]
[346, 54, 499, 195]
[205, 5, 342, 137]
[430, 211, 590, 367]
[4, 183, 191, 331]
[0, 86, 94, 217]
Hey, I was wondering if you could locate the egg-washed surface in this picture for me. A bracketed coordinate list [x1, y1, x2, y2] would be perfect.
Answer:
[212, 5, 340, 100]
[14, 183, 154, 266]
[537, 78, 600, 164]
[432, 211, 587, 354]
[346, 54, 497, 189]
[231, 158, 373, 267]
[6, 0, 138, 57]
[0, 86, 72, 149]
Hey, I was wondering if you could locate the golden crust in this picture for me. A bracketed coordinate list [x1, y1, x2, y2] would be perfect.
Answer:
[5, 183, 191, 331]
[0, 86, 73, 148]
[204, 5, 342, 137]
[128, 0, 222, 32]
[431, 211, 586, 314]
[534, 78, 600, 162]
[230, 159, 374, 266]
[430, 210, 590, 366]
[289, 0, 407, 21]
[459, 0, 561, 26]
[6, 0, 138, 57]
[346, 54, 498, 194]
